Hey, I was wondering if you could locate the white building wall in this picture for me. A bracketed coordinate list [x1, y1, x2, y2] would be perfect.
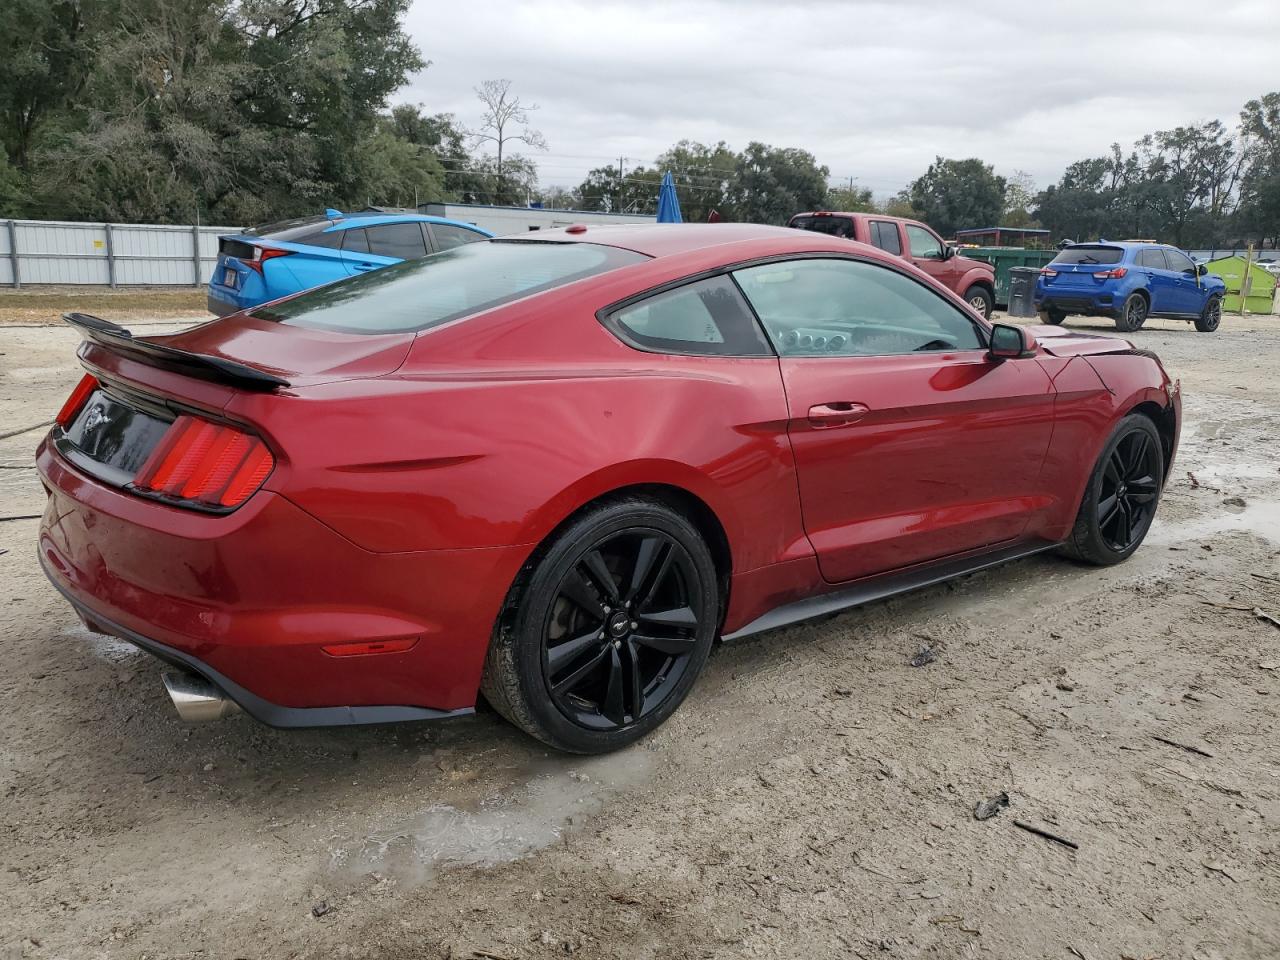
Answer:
[420, 203, 655, 237]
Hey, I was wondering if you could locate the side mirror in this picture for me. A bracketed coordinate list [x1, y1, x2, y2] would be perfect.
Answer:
[988, 323, 1037, 360]
[1197, 263, 1208, 277]
[942, 245, 956, 261]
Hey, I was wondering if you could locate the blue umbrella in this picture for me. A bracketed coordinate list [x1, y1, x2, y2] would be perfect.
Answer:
[656, 171, 683, 223]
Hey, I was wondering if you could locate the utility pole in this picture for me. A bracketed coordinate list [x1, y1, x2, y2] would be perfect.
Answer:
[617, 156, 625, 214]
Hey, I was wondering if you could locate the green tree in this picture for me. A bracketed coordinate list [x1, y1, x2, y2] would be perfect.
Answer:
[730, 143, 829, 224]
[825, 183, 875, 212]
[1238, 92, 1280, 246]
[909, 157, 1006, 237]
[652, 140, 738, 221]
[1002, 170, 1038, 228]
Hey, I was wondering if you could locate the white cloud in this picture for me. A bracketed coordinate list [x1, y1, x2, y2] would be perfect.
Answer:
[399, 0, 1280, 196]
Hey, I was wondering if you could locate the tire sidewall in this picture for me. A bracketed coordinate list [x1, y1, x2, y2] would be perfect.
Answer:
[1076, 415, 1164, 563]
[507, 501, 718, 753]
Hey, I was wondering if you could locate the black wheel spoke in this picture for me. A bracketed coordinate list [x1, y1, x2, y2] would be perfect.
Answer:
[625, 536, 664, 602]
[1125, 434, 1149, 476]
[624, 638, 644, 720]
[559, 568, 605, 620]
[581, 549, 620, 605]
[551, 646, 610, 697]
[602, 645, 625, 725]
[637, 605, 698, 629]
[1098, 492, 1120, 527]
[1114, 498, 1132, 545]
[1105, 454, 1123, 487]
[547, 629, 602, 673]
[632, 631, 697, 656]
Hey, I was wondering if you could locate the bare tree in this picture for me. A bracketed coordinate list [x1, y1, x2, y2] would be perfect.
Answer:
[472, 79, 547, 203]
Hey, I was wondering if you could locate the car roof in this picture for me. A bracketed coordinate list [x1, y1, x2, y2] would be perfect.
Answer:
[505, 222, 852, 259]
[328, 213, 490, 233]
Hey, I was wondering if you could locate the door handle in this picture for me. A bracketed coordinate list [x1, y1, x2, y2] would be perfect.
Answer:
[807, 402, 869, 428]
[354, 262, 377, 272]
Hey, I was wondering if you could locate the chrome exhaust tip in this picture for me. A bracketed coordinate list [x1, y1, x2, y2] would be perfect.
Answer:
[161, 671, 241, 723]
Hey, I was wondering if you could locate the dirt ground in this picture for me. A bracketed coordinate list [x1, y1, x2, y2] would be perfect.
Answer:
[0, 287, 209, 327]
[1, 307, 1279, 960]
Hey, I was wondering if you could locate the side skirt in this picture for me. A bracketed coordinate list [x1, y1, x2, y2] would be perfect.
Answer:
[721, 540, 1059, 642]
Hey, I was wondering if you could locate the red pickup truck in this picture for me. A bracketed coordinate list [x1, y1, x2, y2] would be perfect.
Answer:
[787, 211, 997, 318]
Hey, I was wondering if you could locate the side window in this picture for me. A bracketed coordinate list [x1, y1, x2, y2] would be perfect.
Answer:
[301, 229, 343, 250]
[340, 228, 370, 254]
[431, 224, 488, 251]
[1164, 248, 1195, 274]
[1137, 249, 1162, 269]
[869, 221, 902, 256]
[733, 258, 983, 357]
[365, 222, 429, 260]
[905, 224, 942, 259]
[607, 275, 772, 357]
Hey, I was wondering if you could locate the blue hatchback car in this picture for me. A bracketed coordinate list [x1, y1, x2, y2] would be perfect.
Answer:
[1035, 241, 1226, 333]
[207, 210, 493, 315]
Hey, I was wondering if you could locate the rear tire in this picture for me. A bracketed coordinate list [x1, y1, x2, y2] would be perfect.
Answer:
[964, 285, 993, 319]
[1194, 295, 1221, 333]
[1043, 308, 1067, 326]
[1114, 293, 1148, 332]
[481, 497, 719, 754]
[1060, 414, 1164, 566]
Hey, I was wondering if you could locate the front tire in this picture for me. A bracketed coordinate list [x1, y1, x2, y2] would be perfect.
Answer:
[1061, 414, 1164, 566]
[1115, 293, 1148, 332]
[964, 285, 993, 319]
[481, 497, 719, 753]
[1195, 295, 1222, 333]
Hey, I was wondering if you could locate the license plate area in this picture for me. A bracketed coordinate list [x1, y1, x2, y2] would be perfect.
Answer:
[222, 266, 240, 290]
[62, 389, 173, 479]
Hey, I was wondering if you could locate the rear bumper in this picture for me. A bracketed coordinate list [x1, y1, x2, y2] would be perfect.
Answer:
[1034, 290, 1118, 316]
[207, 292, 241, 316]
[36, 436, 529, 723]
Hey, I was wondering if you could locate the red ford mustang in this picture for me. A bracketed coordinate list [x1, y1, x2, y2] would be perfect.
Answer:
[37, 224, 1181, 753]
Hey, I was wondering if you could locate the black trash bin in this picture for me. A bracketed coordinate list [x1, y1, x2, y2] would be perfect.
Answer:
[1007, 266, 1039, 318]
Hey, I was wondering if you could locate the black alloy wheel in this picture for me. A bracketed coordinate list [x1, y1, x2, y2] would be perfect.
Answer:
[542, 529, 702, 730]
[481, 497, 718, 753]
[1062, 414, 1164, 565]
[1195, 296, 1221, 333]
[1116, 293, 1148, 332]
[1095, 429, 1161, 552]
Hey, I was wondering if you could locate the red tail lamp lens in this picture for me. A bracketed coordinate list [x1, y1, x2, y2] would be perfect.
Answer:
[243, 246, 293, 275]
[321, 638, 419, 658]
[1039, 268, 1058, 278]
[134, 415, 273, 508]
[1094, 267, 1128, 279]
[56, 374, 98, 427]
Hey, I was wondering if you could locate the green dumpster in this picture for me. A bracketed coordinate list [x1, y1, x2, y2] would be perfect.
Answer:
[1204, 255, 1277, 314]
[956, 246, 1056, 307]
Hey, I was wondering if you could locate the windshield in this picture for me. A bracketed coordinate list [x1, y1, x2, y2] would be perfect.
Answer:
[1050, 245, 1124, 266]
[250, 240, 649, 334]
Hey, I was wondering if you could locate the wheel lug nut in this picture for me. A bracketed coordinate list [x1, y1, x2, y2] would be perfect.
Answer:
[630, 621, 638, 629]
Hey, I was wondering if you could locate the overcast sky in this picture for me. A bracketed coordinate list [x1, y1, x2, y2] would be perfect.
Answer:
[400, 0, 1280, 198]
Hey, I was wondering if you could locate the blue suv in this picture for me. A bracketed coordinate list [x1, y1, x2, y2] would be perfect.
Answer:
[1035, 241, 1226, 333]
[208, 210, 492, 315]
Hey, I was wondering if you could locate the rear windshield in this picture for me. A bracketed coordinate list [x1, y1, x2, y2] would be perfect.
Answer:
[789, 215, 856, 239]
[250, 240, 649, 334]
[1050, 245, 1124, 265]
[244, 215, 336, 241]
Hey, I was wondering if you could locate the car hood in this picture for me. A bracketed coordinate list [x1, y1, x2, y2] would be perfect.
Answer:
[1027, 325, 1135, 357]
[144, 313, 414, 386]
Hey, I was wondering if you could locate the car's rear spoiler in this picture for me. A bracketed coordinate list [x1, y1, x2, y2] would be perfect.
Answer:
[63, 312, 291, 391]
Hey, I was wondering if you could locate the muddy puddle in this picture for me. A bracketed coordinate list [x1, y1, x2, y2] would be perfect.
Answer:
[326, 749, 656, 885]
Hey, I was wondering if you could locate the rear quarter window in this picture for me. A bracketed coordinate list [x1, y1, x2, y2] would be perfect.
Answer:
[1051, 246, 1124, 266]
[606, 276, 772, 357]
[250, 240, 648, 334]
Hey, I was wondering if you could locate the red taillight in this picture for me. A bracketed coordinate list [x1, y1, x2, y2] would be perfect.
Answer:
[56, 374, 98, 427]
[133, 415, 274, 509]
[1094, 267, 1128, 279]
[1039, 268, 1058, 278]
[243, 246, 293, 275]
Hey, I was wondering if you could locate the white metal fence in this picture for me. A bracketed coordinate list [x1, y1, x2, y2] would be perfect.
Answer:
[0, 218, 237, 288]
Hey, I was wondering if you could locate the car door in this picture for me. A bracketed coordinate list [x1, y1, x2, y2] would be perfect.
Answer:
[1162, 247, 1203, 314]
[733, 256, 1056, 583]
[1137, 247, 1177, 313]
[904, 222, 959, 289]
[867, 219, 905, 260]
